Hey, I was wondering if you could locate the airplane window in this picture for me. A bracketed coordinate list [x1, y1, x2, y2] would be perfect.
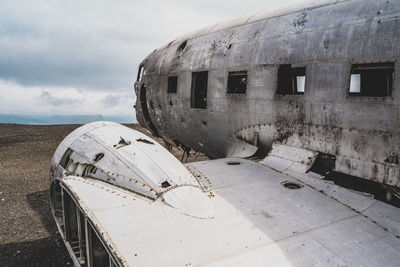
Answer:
[59, 148, 73, 169]
[64, 191, 79, 245]
[296, 76, 305, 93]
[88, 223, 110, 267]
[77, 210, 87, 266]
[63, 191, 87, 265]
[177, 40, 187, 52]
[349, 62, 394, 97]
[277, 64, 306, 95]
[50, 180, 64, 234]
[227, 71, 247, 94]
[349, 74, 361, 93]
[191, 71, 208, 109]
[168, 76, 178, 93]
[137, 65, 145, 82]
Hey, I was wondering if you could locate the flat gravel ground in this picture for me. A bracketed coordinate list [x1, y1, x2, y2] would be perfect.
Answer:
[0, 123, 207, 266]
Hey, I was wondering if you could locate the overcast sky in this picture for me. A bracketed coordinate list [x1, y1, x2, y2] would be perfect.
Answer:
[0, 0, 304, 119]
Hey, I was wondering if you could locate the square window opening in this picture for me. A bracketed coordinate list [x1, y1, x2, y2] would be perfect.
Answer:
[349, 62, 394, 97]
[277, 65, 306, 95]
[227, 71, 247, 94]
[191, 71, 208, 109]
[168, 76, 178, 93]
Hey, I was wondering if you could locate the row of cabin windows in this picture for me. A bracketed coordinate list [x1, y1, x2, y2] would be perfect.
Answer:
[52, 182, 118, 267]
[166, 62, 394, 109]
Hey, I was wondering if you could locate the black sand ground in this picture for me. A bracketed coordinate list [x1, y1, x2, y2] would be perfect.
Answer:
[0, 123, 207, 266]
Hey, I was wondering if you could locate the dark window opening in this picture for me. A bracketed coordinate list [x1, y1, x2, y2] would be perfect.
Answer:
[139, 84, 160, 137]
[50, 180, 64, 233]
[309, 153, 336, 175]
[349, 62, 394, 97]
[191, 71, 208, 109]
[227, 71, 247, 94]
[78, 210, 87, 266]
[64, 191, 87, 265]
[161, 181, 171, 188]
[93, 153, 104, 162]
[137, 65, 144, 82]
[168, 76, 178, 93]
[88, 223, 110, 267]
[60, 148, 73, 169]
[277, 64, 306, 95]
[177, 40, 187, 52]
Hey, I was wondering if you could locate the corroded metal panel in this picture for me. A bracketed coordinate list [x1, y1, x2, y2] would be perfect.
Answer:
[135, 0, 400, 186]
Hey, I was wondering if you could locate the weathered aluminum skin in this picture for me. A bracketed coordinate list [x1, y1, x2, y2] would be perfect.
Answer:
[134, 0, 400, 187]
[58, 156, 400, 266]
[50, 121, 214, 219]
[49, 122, 400, 266]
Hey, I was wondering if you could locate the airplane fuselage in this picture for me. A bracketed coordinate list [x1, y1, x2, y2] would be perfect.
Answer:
[135, 0, 400, 187]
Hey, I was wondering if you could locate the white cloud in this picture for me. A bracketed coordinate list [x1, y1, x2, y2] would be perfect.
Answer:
[0, 79, 135, 116]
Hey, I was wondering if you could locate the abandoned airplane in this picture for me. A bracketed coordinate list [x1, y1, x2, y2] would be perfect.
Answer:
[50, 0, 400, 266]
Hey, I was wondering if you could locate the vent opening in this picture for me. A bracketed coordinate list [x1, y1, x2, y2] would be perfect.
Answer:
[93, 153, 104, 162]
[136, 138, 154, 145]
[161, 181, 171, 188]
[282, 181, 303, 189]
[226, 161, 241, 165]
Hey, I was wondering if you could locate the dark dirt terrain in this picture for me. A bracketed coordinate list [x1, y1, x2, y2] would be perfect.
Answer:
[0, 123, 207, 266]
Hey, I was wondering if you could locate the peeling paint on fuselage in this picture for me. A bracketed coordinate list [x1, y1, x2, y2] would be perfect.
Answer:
[135, 0, 400, 186]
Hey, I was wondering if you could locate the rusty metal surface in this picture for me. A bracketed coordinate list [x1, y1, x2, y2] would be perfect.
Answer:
[134, 0, 400, 187]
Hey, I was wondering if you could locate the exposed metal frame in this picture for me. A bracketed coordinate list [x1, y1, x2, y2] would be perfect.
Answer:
[57, 183, 121, 267]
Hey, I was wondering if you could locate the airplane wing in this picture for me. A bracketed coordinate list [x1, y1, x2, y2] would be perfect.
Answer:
[50, 122, 400, 267]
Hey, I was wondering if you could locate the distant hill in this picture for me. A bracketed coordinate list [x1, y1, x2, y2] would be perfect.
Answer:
[0, 114, 137, 125]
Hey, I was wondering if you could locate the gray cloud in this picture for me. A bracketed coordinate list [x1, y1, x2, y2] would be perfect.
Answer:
[0, 0, 302, 117]
[38, 90, 82, 106]
[101, 93, 132, 107]
[0, 0, 301, 90]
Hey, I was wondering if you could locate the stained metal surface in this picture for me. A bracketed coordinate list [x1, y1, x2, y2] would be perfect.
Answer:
[134, 0, 400, 187]
[61, 157, 400, 266]
[50, 121, 214, 218]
